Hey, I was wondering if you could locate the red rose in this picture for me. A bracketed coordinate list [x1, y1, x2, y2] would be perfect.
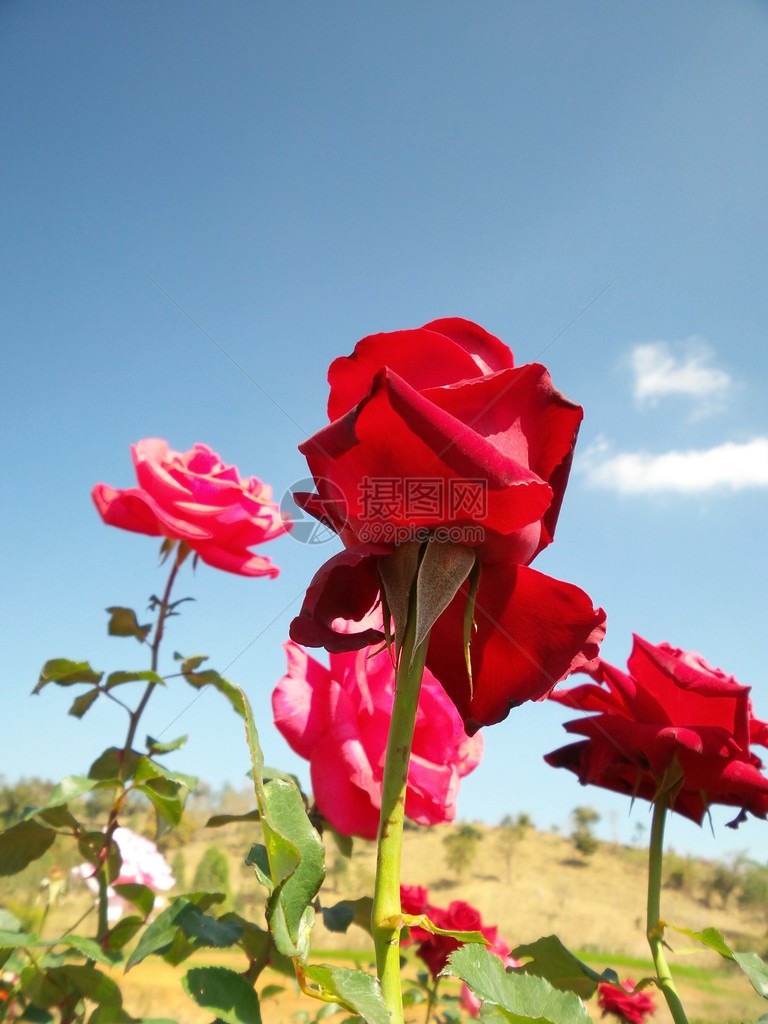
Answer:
[290, 318, 605, 730]
[92, 439, 289, 577]
[546, 635, 768, 824]
[597, 978, 655, 1023]
[400, 884, 429, 917]
[413, 899, 484, 979]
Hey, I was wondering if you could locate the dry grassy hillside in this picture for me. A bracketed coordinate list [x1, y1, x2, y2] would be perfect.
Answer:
[35, 818, 768, 1023]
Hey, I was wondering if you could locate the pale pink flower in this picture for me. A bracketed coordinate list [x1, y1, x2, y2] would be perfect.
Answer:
[72, 826, 175, 922]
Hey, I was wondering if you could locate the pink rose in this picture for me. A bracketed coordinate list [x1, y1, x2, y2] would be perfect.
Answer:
[92, 438, 289, 577]
[597, 978, 655, 1023]
[72, 826, 175, 922]
[273, 619, 483, 840]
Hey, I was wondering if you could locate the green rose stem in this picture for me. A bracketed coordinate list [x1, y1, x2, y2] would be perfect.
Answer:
[123, 542, 188, 754]
[371, 609, 430, 1024]
[647, 796, 689, 1024]
[423, 977, 440, 1024]
[98, 543, 188, 940]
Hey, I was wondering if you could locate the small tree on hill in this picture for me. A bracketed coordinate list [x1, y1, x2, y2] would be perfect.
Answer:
[496, 813, 531, 881]
[570, 806, 600, 860]
[193, 844, 231, 902]
[443, 824, 482, 878]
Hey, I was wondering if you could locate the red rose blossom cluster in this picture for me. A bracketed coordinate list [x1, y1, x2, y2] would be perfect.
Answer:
[92, 439, 289, 577]
[546, 635, 768, 825]
[290, 318, 605, 731]
[597, 977, 655, 1023]
[400, 884, 517, 987]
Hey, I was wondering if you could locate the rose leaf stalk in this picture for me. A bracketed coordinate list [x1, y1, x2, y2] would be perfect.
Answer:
[647, 796, 689, 1024]
[371, 603, 431, 1024]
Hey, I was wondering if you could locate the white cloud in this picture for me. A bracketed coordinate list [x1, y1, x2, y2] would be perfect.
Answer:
[630, 338, 732, 410]
[583, 437, 768, 494]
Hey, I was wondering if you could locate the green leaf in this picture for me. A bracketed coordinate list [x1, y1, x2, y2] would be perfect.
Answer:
[44, 934, 121, 967]
[206, 810, 261, 828]
[442, 944, 592, 1024]
[262, 765, 304, 790]
[89, 746, 139, 782]
[34, 658, 102, 693]
[113, 883, 155, 918]
[146, 734, 188, 755]
[76, 831, 122, 882]
[259, 984, 286, 1000]
[321, 902, 356, 933]
[319, 898, 372, 936]
[126, 898, 198, 970]
[106, 915, 144, 952]
[180, 911, 243, 948]
[106, 606, 152, 642]
[182, 965, 262, 1024]
[402, 912, 486, 945]
[218, 912, 271, 963]
[245, 843, 273, 893]
[133, 756, 196, 826]
[669, 923, 768, 998]
[668, 924, 735, 959]
[135, 781, 184, 827]
[0, 928, 37, 947]
[733, 952, 768, 998]
[134, 756, 196, 791]
[0, 820, 56, 876]
[511, 935, 619, 998]
[36, 804, 80, 829]
[24, 775, 103, 815]
[69, 688, 101, 718]
[106, 670, 165, 689]
[179, 655, 245, 716]
[125, 893, 224, 969]
[243, 689, 325, 959]
[46, 964, 122, 1007]
[0, 909, 22, 931]
[297, 964, 389, 1024]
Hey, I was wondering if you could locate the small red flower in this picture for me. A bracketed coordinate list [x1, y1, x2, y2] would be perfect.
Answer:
[400, 885, 516, 989]
[597, 977, 655, 1023]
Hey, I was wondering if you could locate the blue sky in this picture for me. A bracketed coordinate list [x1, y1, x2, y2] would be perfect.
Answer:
[2, 1, 767, 861]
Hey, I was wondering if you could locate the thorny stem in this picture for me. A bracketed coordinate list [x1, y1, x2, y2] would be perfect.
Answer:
[647, 797, 689, 1024]
[123, 545, 185, 754]
[371, 608, 430, 1024]
[97, 545, 186, 939]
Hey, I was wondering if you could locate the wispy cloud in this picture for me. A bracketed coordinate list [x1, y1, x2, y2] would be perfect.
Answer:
[630, 338, 732, 412]
[583, 437, 768, 494]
